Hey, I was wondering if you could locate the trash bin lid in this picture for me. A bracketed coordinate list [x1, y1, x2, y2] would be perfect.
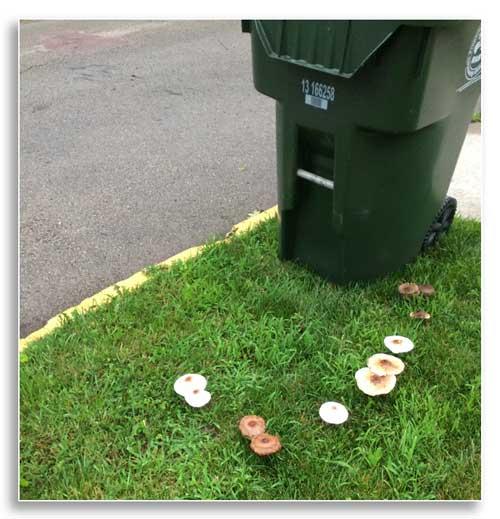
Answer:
[253, 20, 457, 78]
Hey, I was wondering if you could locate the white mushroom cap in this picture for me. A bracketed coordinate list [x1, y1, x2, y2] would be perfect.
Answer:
[174, 373, 207, 397]
[384, 335, 415, 354]
[319, 401, 349, 424]
[355, 367, 397, 396]
[367, 353, 405, 376]
[184, 388, 211, 408]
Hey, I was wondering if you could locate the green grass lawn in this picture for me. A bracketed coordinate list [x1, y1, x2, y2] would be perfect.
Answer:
[19, 216, 481, 500]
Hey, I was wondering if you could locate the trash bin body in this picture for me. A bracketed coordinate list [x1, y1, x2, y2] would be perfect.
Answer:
[244, 20, 481, 282]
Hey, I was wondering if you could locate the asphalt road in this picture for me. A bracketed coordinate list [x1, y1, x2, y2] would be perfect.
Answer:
[20, 20, 277, 337]
[20, 20, 481, 338]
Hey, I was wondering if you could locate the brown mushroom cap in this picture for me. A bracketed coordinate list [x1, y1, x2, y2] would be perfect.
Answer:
[410, 310, 431, 320]
[250, 433, 282, 456]
[367, 353, 405, 376]
[239, 415, 266, 438]
[398, 283, 420, 296]
[418, 284, 436, 297]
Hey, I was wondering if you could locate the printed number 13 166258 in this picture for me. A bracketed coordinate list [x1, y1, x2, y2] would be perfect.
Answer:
[301, 79, 335, 101]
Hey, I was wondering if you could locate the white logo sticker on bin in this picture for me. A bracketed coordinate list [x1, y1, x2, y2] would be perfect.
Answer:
[457, 28, 481, 92]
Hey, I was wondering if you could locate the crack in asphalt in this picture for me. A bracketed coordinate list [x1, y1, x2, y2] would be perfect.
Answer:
[20, 62, 51, 74]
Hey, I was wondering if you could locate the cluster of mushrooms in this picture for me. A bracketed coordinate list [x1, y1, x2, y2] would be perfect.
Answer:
[174, 373, 211, 407]
[354, 282, 435, 396]
[355, 350, 407, 396]
[172, 282, 435, 456]
[399, 282, 434, 321]
[238, 415, 282, 456]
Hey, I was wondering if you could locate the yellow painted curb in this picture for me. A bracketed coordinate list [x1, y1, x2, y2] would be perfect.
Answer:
[19, 206, 279, 352]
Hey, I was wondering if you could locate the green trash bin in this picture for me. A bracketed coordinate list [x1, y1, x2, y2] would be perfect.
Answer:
[243, 20, 481, 283]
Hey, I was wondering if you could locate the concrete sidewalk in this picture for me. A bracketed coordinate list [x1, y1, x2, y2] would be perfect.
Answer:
[449, 123, 481, 219]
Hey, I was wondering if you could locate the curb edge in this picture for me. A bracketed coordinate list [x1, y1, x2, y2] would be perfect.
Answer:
[19, 206, 278, 351]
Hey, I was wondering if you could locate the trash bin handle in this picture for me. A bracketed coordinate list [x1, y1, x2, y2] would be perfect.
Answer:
[297, 168, 334, 190]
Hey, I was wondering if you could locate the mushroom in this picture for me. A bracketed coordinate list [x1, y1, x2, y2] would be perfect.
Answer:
[418, 284, 435, 297]
[398, 283, 420, 296]
[384, 335, 415, 354]
[239, 415, 266, 438]
[355, 367, 397, 396]
[367, 353, 405, 376]
[184, 388, 212, 408]
[410, 310, 431, 321]
[250, 433, 282, 456]
[174, 373, 207, 397]
[319, 401, 349, 424]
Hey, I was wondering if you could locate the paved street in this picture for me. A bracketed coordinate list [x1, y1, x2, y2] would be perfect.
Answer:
[20, 20, 277, 337]
[20, 20, 481, 338]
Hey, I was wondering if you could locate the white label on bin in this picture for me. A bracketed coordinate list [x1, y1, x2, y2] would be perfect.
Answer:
[301, 79, 335, 110]
[305, 94, 328, 110]
[457, 27, 481, 92]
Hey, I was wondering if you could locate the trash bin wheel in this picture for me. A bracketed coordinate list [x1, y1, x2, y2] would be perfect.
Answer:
[421, 196, 457, 252]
